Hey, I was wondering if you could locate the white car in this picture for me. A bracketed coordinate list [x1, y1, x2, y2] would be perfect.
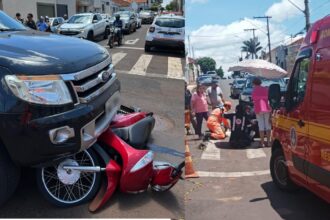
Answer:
[48, 17, 65, 33]
[58, 13, 109, 41]
[145, 14, 185, 53]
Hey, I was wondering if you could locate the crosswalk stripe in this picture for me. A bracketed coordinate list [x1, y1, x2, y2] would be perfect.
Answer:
[201, 140, 221, 160]
[197, 170, 270, 178]
[129, 54, 153, 75]
[246, 148, 267, 159]
[112, 52, 127, 66]
[167, 57, 183, 79]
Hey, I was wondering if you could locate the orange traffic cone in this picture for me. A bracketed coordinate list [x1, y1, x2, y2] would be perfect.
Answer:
[185, 140, 199, 178]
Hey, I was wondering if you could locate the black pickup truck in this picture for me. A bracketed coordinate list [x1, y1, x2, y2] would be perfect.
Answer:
[0, 11, 120, 206]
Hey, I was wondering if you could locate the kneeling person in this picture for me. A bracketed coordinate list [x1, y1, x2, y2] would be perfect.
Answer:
[207, 102, 231, 140]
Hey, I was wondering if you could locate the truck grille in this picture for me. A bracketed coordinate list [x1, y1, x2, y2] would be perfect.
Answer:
[61, 57, 115, 104]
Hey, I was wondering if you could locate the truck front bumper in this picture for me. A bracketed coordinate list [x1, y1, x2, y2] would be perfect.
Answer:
[1, 79, 120, 166]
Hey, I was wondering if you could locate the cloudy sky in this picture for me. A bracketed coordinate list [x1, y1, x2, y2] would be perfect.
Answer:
[186, 0, 330, 73]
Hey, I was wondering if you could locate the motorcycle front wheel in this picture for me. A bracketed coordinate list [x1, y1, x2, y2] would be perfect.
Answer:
[36, 149, 101, 207]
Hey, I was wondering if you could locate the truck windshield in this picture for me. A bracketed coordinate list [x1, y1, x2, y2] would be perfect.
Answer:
[0, 11, 26, 31]
[67, 15, 91, 24]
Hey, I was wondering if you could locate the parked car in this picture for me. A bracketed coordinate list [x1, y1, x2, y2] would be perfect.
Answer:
[58, 13, 109, 41]
[196, 74, 220, 87]
[114, 11, 137, 34]
[268, 15, 330, 203]
[230, 78, 246, 98]
[205, 70, 217, 75]
[239, 76, 286, 107]
[48, 17, 65, 33]
[0, 10, 120, 206]
[139, 10, 154, 24]
[145, 14, 185, 54]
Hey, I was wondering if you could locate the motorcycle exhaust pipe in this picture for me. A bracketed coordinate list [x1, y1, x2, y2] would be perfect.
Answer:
[62, 165, 105, 173]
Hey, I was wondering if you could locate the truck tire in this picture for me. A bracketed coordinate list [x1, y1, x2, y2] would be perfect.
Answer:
[270, 148, 299, 191]
[36, 148, 101, 207]
[0, 145, 20, 206]
[87, 31, 94, 41]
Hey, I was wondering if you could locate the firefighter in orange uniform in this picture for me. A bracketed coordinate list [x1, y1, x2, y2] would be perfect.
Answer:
[207, 101, 232, 140]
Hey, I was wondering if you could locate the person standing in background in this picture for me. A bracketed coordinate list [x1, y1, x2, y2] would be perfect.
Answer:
[191, 84, 209, 139]
[251, 78, 272, 147]
[37, 16, 48, 32]
[15, 13, 24, 23]
[207, 79, 225, 109]
[185, 81, 197, 135]
[25, 13, 37, 30]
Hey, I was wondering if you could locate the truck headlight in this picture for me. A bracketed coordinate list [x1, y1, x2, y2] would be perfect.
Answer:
[240, 94, 250, 102]
[5, 75, 72, 105]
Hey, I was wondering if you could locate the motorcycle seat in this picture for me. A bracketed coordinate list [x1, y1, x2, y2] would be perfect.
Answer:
[112, 116, 155, 149]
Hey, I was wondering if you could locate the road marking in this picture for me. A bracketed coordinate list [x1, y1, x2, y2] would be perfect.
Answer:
[112, 52, 127, 66]
[125, 38, 139, 45]
[201, 140, 221, 160]
[129, 54, 153, 75]
[118, 46, 144, 50]
[246, 148, 267, 159]
[216, 196, 242, 202]
[197, 170, 270, 178]
[116, 70, 184, 80]
[167, 57, 183, 79]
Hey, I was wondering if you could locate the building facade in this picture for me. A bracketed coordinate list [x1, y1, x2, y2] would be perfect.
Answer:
[0, 0, 76, 19]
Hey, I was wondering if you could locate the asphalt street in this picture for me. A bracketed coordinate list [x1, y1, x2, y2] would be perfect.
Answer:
[0, 25, 185, 218]
[185, 80, 330, 220]
[99, 24, 185, 79]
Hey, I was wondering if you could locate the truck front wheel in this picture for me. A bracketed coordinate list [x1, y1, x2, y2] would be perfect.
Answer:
[270, 148, 298, 191]
[36, 148, 101, 207]
[0, 145, 20, 206]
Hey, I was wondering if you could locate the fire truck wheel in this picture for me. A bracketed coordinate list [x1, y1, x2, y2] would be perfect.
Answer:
[36, 148, 101, 207]
[270, 148, 298, 191]
[0, 144, 20, 206]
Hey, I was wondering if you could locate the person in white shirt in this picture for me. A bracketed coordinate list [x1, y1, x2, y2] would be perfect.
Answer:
[206, 79, 225, 109]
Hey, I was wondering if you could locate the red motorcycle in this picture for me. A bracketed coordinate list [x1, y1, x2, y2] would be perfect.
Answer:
[36, 106, 184, 212]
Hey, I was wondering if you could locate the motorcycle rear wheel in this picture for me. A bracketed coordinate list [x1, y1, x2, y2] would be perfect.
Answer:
[36, 149, 101, 207]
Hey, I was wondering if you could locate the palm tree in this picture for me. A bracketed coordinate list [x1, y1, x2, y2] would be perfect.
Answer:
[241, 38, 263, 59]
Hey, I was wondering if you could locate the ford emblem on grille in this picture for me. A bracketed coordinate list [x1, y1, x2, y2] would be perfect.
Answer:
[98, 70, 111, 83]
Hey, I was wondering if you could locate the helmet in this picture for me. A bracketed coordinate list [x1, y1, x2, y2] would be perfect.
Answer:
[224, 101, 232, 111]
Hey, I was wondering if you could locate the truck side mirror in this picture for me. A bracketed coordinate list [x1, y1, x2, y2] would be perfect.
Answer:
[229, 83, 233, 85]
[269, 84, 281, 109]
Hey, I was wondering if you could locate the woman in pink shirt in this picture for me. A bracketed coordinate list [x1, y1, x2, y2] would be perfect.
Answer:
[191, 84, 209, 139]
[251, 78, 272, 147]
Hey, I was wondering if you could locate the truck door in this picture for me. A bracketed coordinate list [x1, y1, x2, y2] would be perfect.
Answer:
[307, 46, 330, 200]
[284, 50, 311, 185]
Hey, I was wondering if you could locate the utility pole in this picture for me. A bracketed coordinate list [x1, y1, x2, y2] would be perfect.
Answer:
[244, 28, 257, 59]
[304, 0, 310, 31]
[254, 16, 272, 62]
[188, 35, 192, 58]
[287, 0, 310, 32]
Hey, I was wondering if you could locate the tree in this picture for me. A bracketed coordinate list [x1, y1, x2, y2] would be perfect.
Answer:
[150, 3, 160, 11]
[216, 66, 224, 78]
[241, 38, 262, 59]
[197, 57, 216, 74]
[165, 0, 178, 11]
